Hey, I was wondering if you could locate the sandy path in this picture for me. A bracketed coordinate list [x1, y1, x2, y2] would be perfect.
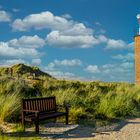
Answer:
[3, 118, 140, 140]
[56, 118, 140, 140]
[94, 118, 140, 140]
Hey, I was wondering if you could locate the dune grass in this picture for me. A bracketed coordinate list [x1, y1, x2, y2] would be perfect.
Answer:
[0, 77, 140, 126]
[0, 93, 21, 123]
[38, 80, 140, 122]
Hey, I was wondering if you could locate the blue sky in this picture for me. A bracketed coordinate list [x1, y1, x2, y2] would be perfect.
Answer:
[0, 0, 139, 82]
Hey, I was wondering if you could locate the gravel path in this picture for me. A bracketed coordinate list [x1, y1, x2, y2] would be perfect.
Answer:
[4, 118, 140, 140]
[93, 118, 140, 140]
[56, 118, 140, 140]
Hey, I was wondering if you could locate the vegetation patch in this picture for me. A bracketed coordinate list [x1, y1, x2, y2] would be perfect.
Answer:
[0, 64, 140, 133]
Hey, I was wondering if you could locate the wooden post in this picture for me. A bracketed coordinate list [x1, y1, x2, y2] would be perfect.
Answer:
[35, 112, 39, 133]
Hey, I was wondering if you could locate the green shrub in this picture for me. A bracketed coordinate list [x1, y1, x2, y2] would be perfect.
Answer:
[95, 93, 139, 119]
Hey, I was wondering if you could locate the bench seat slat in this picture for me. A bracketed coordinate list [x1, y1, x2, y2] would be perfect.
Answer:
[25, 111, 66, 121]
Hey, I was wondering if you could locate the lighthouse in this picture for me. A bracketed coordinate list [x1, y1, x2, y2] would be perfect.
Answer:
[134, 14, 140, 85]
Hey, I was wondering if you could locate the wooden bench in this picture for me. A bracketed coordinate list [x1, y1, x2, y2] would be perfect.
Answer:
[22, 96, 68, 133]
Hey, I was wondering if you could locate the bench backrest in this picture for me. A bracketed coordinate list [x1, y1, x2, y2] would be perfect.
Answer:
[22, 96, 56, 112]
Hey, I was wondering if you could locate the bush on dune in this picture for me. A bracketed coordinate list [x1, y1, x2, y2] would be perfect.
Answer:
[95, 93, 139, 119]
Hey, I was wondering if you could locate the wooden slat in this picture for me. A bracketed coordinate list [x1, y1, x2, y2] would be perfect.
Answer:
[50, 99, 52, 110]
[43, 99, 46, 111]
[28, 101, 30, 110]
[47, 99, 50, 111]
[25, 101, 27, 110]
[50, 100, 52, 110]
[52, 100, 55, 110]
[36, 100, 38, 110]
[38, 100, 40, 111]
[32, 100, 34, 110]
[30, 101, 32, 110]
[41, 100, 43, 111]
[34, 100, 37, 110]
[46, 99, 49, 111]
[46, 99, 48, 111]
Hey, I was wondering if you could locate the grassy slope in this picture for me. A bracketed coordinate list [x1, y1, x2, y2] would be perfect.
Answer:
[0, 63, 53, 78]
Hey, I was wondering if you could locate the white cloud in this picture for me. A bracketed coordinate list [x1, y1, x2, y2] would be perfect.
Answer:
[32, 59, 41, 65]
[8, 35, 45, 48]
[12, 11, 72, 31]
[0, 35, 45, 67]
[61, 14, 72, 19]
[62, 23, 93, 36]
[46, 59, 82, 71]
[46, 62, 55, 71]
[0, 36, 43, 67]
[106, 39, 127, 49]
[54, 59, 82, 66]
[0, 35, 45, 59]
[112, 53, 134, 62]
[105, 39, 133, 50]
[96, 35, 133, 50]
[12, 11, 99, 48]
[46, 30, 98, 48]
[0, 10, 11, 22]
[47, 70, 75, 79]
[45, 69, 85, 81]
[0, 42, 40, 59]
[85, 62, 134, 82]
[102, 63, 115, 69]
[127, 42, 134, 50]
[0, 59, 26, 67]
[12, 11, 93, 34]
[97, 29, 106, 34]
[102, 62, 133, 73]
[120, 62, 133, 69]
[45, 59, 83, 80]
[12, 11, 133, 50]
[85, 65, 100, 73]
[97, 35, 108, 43]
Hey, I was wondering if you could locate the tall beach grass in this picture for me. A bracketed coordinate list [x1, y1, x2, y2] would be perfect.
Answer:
[1, 78, 140, 125]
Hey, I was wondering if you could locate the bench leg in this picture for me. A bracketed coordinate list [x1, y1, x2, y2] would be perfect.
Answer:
[35, 112, 39, 133]
[35, 120, 39, 133]
[22, 119, 25, 131]
[66, 113, 68, 125]
[65, 107, 68, 125]
[22, 112, 25, 131]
